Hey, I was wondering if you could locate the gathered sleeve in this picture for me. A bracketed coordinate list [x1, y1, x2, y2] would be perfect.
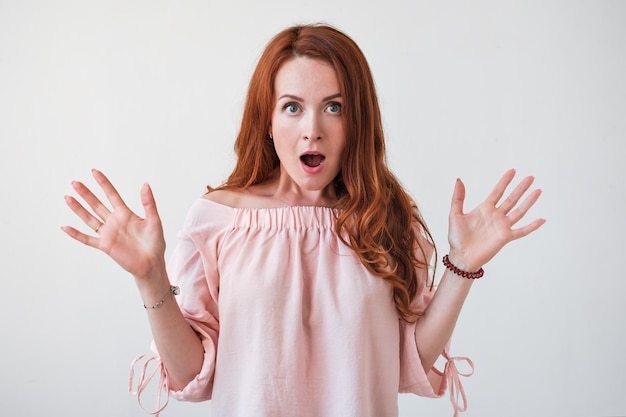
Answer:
[166, 226, 221, 401]
[129, 200, 231, 414]
[398, 222, 474, 416]
[398, 292, 474, 416]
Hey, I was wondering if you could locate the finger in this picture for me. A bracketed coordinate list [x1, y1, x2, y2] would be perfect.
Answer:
[64, 195, 105, 232]
[141, 183, 160, 220]
[485, 169, 516, 206]
[71, 180, 112, 220]
[507, 188, 543, 225]
[91, 169, 130, 211]
[60, 225, 100, 248]
[497, 175, 535, 214]
[511, 218, 546, 241]
[450, 178, 466, 216]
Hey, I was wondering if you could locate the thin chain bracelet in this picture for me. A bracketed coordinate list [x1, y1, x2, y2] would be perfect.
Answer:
[144, 285, 180, 309]
[443, 254, 484, 279]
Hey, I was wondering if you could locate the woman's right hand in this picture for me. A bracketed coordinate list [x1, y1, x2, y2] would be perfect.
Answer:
[62, 169, 167, 282]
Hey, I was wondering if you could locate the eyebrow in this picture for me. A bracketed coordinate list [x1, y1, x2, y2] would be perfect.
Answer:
[278, 93, 342, 102]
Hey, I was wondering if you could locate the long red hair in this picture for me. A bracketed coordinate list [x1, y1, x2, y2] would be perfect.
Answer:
[218, 24, 435, 321]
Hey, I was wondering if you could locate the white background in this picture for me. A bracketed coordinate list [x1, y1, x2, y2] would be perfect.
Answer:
[1, 1, 624, 416]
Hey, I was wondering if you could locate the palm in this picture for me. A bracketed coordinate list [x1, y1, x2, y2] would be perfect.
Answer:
[447, 169, 545, 271]
[63, 170, 166, 280]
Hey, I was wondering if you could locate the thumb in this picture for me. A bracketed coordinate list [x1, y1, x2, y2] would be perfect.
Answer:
[450, 178, 466, 216]
[140, 183, 160, 220]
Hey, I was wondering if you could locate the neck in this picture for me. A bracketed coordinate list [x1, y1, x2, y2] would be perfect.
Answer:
[270, 170, 337, 207]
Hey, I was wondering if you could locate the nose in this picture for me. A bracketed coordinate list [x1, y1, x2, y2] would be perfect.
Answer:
[302, 112, 322, 141]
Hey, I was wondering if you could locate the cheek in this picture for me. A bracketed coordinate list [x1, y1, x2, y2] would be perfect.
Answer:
[271, 120, 297, 142]
[335, 132, 347, 158]
[337, 142, 348, 170]
[271, 139, 294, 163]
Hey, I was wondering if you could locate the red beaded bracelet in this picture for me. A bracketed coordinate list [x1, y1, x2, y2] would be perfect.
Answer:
[443, 254, 484, 279]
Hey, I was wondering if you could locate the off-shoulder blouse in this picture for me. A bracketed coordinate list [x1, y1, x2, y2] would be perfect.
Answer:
[130, 199, 472, 417]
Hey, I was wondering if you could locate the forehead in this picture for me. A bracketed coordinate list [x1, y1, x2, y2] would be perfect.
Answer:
[274, 57, 340, 97]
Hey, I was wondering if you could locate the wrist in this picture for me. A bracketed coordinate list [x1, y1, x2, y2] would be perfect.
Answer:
[133, 261, 171, 302]
[443, 253, 484, 279]
[133, 256, 167, 282]
[143, 285, 180, 309]
[446, 250, 481, 273]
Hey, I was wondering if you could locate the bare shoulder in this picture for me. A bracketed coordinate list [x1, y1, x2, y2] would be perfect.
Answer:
[202, 182, 283, 209]
[202, 188, 248, 208]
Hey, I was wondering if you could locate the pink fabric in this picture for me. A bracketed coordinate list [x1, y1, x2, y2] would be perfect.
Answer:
[129, 352, 170, 415]
[130, 199, 472, 416]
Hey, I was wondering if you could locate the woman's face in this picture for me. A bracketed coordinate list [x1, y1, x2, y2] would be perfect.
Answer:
[270, 57, 346, 200]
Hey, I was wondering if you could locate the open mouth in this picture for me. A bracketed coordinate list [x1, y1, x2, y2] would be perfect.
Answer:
[300, 153, 326, 167]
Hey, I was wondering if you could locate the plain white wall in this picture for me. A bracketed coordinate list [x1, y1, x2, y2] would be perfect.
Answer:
[1, 1, 624, 416]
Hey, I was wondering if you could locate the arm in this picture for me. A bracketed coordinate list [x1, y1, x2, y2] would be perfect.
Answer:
[62, 169, 204, 390]
[133, 266, 205, 391]
[414, 169, 546, 372]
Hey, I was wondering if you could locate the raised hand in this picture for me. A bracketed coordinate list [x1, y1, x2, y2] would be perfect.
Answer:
[62, 169, 166, 281]
[446, 169, 545, 272]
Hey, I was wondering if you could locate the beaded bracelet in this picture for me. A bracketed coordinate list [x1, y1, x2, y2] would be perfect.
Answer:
[144, 285, 180, 309]
[443, 254, 484, 279]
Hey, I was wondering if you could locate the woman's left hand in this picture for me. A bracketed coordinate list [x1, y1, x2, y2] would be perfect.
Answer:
[446, 169, 545, 272]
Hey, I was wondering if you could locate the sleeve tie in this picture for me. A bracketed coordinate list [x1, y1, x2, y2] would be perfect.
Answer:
[441, 350, 474, 417]
[128, 354, 171, 416]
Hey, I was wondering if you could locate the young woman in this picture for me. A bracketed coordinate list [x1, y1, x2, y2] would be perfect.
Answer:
[63, 24, 544, 417]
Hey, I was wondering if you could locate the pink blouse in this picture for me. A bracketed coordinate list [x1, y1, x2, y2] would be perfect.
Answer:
[130, 199, 473, 416]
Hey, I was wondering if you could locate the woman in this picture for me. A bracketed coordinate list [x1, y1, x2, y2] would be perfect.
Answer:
[63, 24, 544, 416]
